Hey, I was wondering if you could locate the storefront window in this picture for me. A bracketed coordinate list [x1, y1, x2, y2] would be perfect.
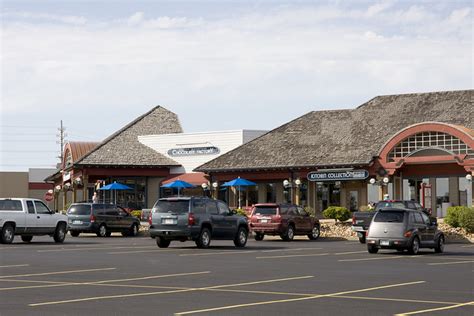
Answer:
[402, 178, 429, 202]
[436, 178, 450, 217]
[349, 191, 358, 211]
[459, 177, 471, 207]
[317, 183, 340, 211]
[266, 183, 276, 203]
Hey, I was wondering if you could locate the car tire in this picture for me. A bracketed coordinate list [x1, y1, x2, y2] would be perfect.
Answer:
[156, 237, 171, 248]
[21, 236, 33, 243]
[70, 231, 80, 237]
[434, 235, 445, 253]
[358, 235, 366, 244]
[196, 227, 211, 248]
[129, 224, 139, 237]
[53, 223, 67, 243]
[367, 245, 378, 254]
[234, 226, 248, 248]
[408, 236, 420, 255]
[254, 232, 264, 241]
[281, 225, 295, 241]
[97, 224, 108, 237]
[307, 225, 320, 240]
[1, 224, 15, 244]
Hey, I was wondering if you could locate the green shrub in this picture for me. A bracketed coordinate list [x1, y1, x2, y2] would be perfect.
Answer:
[130, 210, 142, 219]
[323, 206, 351, 222]
[459, 207, 474, 233]
[445, 206, 469, 228]
[304, 206, 316, 217]
[234, 208, 248, 217]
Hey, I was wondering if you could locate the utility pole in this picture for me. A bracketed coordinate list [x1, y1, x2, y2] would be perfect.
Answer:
[56, 120, 67, 163]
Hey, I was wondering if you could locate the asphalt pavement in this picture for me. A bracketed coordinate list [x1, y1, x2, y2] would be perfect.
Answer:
[0, 233, 473, 316]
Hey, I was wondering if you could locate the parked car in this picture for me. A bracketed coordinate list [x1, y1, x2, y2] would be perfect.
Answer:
[366, 208, 444, 255]
[352, 200, 431, 244]
[67, 203, 140, 237]
[149, 197, 249, 248]
[0, 198, 68, 244]
[249, 203, 320, 241]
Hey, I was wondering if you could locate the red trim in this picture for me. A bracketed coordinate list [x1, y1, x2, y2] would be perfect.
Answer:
[378, 123, 474, 175]
[29, 183, 54, 190]
[162, 173, 209, 185]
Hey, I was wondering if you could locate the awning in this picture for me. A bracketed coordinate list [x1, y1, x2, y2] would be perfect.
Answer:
[162, 172, 208, 186]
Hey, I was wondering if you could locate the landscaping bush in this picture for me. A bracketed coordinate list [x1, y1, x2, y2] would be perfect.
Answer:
[459, 207, 474, 233]
[234, 208, 248, 217]
[130, 210, 142, 219]
[445, 206, 469, 228]
[323, 206, 351, 223]
[304, 206, 316, 217]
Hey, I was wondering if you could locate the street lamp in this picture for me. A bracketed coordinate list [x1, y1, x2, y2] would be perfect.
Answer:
[466, 174, 473, 182]
[283, 179, 302, 204]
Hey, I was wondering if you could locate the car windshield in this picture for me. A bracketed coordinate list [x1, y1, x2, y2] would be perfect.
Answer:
[155, 200, 189, 214]
[253, 207, 278, 215]
[374, 211, 405, 223]
[67, 205, 91, 215]
[375, 202, 405, 211]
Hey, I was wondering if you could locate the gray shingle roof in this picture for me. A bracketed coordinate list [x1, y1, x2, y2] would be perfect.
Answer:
[196, 90, 473, 172]
[76, 106, 182, 167]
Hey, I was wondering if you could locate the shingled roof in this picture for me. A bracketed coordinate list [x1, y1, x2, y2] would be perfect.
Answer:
[76, 106, 183, 167]
[196, 90, 473, 172]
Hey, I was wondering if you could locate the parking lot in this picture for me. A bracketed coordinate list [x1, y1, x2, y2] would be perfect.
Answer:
[0, 234, 473, 316]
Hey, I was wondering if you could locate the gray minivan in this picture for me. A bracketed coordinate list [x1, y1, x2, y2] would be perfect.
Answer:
[67, 203, 140, 237]
[149, 197, 249, 248]
[366, 208, 444, 255]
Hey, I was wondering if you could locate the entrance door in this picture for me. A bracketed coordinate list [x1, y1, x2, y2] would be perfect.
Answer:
[317, 183, 341, 211]
[403, 179, 429, 204]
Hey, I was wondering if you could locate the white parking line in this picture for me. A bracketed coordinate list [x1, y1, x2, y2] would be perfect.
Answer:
[338, 256, 404, 262]
[0, 264, 29, 268]
[334, 251, 367, 255]
[0, 268, 116, 279]
[427, 261, 474, 266]
[180, 251, 259, 257]
[256, 253, 329, 259]
[395, 300, 474, 315]
[37, 246, 156, 253]
[261, 248, 323, 253]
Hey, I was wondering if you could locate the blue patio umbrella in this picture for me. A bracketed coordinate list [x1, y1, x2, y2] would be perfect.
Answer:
[98, 181, 133, 204]
[221, 177, 256, 209]
[161, 180, 195, 197]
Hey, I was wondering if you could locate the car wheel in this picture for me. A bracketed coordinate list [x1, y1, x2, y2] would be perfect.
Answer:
[408, 236, 420, 255]
[234, 226, 248, 248]
[70, 231, 80, 237]
[21, 235, 33, 243]
[282, 225, 295, 241]
[434, 235, 445, 253]
[254, 232, 264, 241]
[129, 224, 139, 237]
[53, 223, 67, 243]
[367, 245, 378, 254]
[196, 227, 211, 248]
[358, 235, 366, 244]
[307, 225, 320, 240]
[97, 224, 108, 237]
[1, 224, 15, 244]
[156, 237, 171, 248]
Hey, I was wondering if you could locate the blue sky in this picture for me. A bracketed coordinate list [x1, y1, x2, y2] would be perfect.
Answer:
[1, 0, 472, 171]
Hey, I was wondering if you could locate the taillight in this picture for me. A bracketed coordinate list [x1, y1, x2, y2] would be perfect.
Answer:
[148, 212, 153, 225]
[90, 214, 96, 223]
[273, 215, 282, 223]
[404, 231, 412, 238]
[352, 215, 356, 225]
[188, 213, 196, 226]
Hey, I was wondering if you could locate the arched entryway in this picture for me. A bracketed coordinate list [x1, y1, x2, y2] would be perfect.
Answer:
[378, 122, 474, 214]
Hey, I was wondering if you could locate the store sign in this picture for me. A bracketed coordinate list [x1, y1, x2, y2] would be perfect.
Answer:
[168, 146, 220, 157]
[62, 171, 71, 182]
[307, 170, 369, 182]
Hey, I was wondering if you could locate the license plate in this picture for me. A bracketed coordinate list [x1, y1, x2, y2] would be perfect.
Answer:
[260, 219, 269, 223]
[162, 218, 176, 225]
[380, 240, 390, 246]
[72, 220, 82, 225]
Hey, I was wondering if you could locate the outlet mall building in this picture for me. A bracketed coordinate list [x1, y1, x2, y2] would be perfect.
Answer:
[47, 90, 473, 216]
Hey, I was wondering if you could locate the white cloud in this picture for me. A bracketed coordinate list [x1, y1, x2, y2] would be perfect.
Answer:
[1, 11, 87, 25]
[127, 11, 144, 26]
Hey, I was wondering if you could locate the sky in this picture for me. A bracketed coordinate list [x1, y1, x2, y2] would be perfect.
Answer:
[0, 0, 472, 171]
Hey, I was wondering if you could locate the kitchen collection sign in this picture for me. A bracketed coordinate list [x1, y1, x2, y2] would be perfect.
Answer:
[168, 146, 220, 157]
[307, 170, 369, 182]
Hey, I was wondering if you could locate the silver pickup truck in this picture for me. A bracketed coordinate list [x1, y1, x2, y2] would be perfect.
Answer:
[0, 198, 68, 244]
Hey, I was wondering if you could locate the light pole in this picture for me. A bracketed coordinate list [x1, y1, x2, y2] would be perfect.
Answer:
[283, 179, 302, 204]
[369, 176, 390, 200]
